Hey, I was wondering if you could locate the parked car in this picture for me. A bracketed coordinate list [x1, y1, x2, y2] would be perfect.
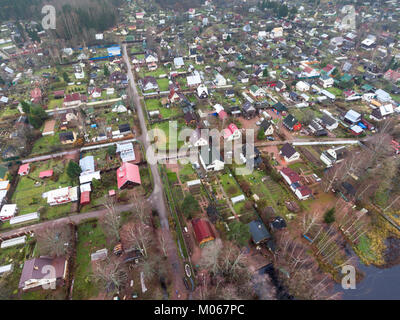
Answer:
[267, 136, 275, 141]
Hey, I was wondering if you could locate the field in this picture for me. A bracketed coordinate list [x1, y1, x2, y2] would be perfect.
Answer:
[150, 120, 186, 151]
[31, 133, 61, 155]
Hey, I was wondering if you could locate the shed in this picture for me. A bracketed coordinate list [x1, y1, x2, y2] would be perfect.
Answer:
[80, 191, 91, 205]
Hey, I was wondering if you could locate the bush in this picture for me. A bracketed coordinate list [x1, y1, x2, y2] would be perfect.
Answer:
[324, 208, 335, 224]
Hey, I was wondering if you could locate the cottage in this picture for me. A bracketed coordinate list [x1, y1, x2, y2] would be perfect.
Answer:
[370, 104, 394, 121]
[18, 163, 30, 176]
[199, 147, 224, 172]
[249, 85, 265, 99]
[319, 74, 334, 88]
[59, 131, 76, 144]
[189, 128, 208, 147]
[173, 57, 184, 69]
[344, 110, 361, 124]
[45, 187, 78, 206]
[19, 257, 67, 291]
[320, 146, 347, 167]
[260, 120, 274, 136]
[279, 143, 300, 163]
[295, 185, 312, 200]
[283, 114, 301, 131]
[0, 204, 17, 221]
[248, 220, 271, 245]
[187, 71, 202, 87]
[79, 156, 95, 173]
[296, 81, 310, 92]
[223, 123, 241, 141]
[321, 113, 338, 131]
[214, 72, 227, 87]
[196, 84, 208, 99]
[39, 170, 53, 179]
[242, 101, 256, 119]
[117, 163, 141, 189]
[140, 76, 158, 92]
[116, 142, 136, 162]
[280, 167, 300, 185]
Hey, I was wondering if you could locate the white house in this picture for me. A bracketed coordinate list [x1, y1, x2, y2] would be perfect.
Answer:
[116, 142, 136, 162]
[174, 57, 185, 69]
[319, 75, 334, 88]
[296, 81, 310, 92]
[199, 147, 224, 172]
[214, 72, 227, 87]
[197, 84, 208, 98]
[0, 204, 17, 221]
[279, 143, 300, 163]
[320, 146, 347, 167]
[189, 128, 208, 147]
[44, 187, 78, 206]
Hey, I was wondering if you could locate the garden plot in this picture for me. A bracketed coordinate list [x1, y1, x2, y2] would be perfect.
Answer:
[144, 98, 183, 120]
[11, 159, 74, 220]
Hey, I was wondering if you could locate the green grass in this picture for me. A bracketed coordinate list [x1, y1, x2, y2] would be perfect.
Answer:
[12, 159, 74, 218]
[157, 78, 170, 91]
[31, 133, 61, 155]
[145, 98, 182, 119]
[356, 235, 376, 261]
[220, 173, 241, 197]
[72, 220, 107, 300]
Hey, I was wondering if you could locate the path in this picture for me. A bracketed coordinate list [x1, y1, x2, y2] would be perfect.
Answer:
[123, 44, 188, 300]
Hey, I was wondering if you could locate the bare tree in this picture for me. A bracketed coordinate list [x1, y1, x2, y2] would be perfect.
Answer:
[100, 196, 121, 243]
[36, 223, 73, 257]
[92, 257, 128, 294]
[125, 222, 152, 258]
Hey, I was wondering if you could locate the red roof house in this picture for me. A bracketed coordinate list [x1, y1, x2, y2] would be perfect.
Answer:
[39, 170, 53, 178]
[280, 167, 300, 185]
[80, 191, 91, 205]
[192, 218, 215, 247]
[295, 185, 312, 200]
[18, 163, 30, 176]
[117, 163, 141, 189]
[218, 110, 228, 120]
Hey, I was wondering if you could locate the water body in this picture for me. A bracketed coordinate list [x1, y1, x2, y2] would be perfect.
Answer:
[336, 241, 400, 300]
[336, 263, 400, 300]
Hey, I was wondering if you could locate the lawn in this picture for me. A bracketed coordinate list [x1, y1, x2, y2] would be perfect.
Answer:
[31, 133, 61, 155]
[145, 98, 183, 119]
[0, 237, 36, 299]
[178, 163, 197, 184]
[157, 78, 170, 91]
[219, 172, 242, 197]
[72, 220, 107, 300]
[12, 159, 75, 218]
[150, 120, 186, 151]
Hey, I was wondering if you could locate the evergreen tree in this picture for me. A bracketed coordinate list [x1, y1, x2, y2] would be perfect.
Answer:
[67, 161, 82, 181]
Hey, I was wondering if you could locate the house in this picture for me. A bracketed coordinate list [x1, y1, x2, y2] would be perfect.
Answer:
[45, 187, 78, 206]
[319, 74, 334, 88]
[242, 101, 256, 119]
[173, 57, 184, 69]
[168, 88, 181, 104]
[241, 145, 262, 168]
[249, 85, 265, 99]
[275, 80, 287, 92]
[280, 167, 300, 185]
[192, 219, 215, 247]
[260, 120, 274, 136]
[370, 104, 394, 121]
[199, 147, 224, 172]
[187, 71, 202, 87]
[63, 93, 86, 107]
[145, 51, 158, 64]
[0, 204, 17, 221]
[296, 81, 310, 92]
[18, 257, 67, 291]
[42, 120, 56, 136]
[238, 71, 249, 83]
[248, 220, 271, 245]
[295, 185, 312, 200]
[271, 27, 283, 39]
[117, 163, 141, 189]
[269, 216, 287, 232]
[384, 69, 400, 83]
[213, 72, 227, 87]
[375, 89, 391, 103]
[140, 76, 158, 91]
[279, 143, 300, 163]
[189, 128, 208, 147]
[196, 84, 208, 99]
[321, 113, 338, 131]
[344, 110, 361, 124]
[283, 114, 301, 131]
[272, 102, 288, 115]
[223, 123, 241, 141]
[320, 146, 347, 167]
[59, 131, 76, 144]
[195, 55, 204, 65]
[116, 142, 136, 162]
[88, 87, 101, 99]
[18, 163, 30, 176]
[79, 156, 95, 174]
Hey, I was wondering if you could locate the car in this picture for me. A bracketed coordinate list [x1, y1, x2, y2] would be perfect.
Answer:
[267, 136, 275, 141]
[256, 121, 261, 126]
